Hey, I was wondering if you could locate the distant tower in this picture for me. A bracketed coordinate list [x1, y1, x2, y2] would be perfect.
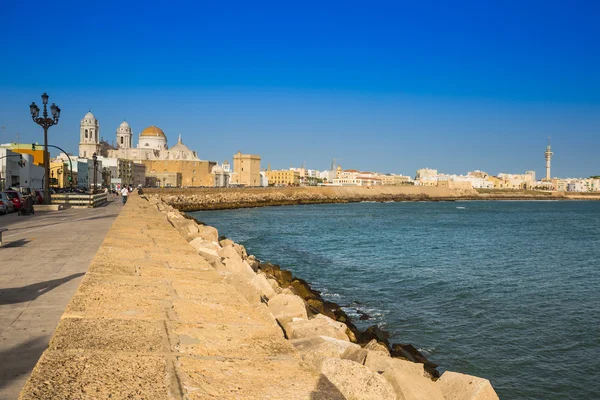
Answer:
[79, 111, 101, 158]
[222, 160, 230, 173]
[544, 137, 554, 181]
[116, 120, 133, 149]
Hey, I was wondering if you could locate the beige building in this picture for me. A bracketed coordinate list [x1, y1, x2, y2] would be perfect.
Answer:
[416, 168, 438, 180]
[380, 174, 411, 185]
[231, 151, 261, 186]
[143, 160, 216, 187]
[145, 172, 182, 188]
[265, 169, 300, 186]
[332, 170, 384, 186]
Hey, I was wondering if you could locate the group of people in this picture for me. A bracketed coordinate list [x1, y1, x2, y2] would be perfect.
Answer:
[105, 185, 143, 205]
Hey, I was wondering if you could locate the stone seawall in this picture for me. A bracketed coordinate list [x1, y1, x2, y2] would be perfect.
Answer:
[145, 186, 476, 211]
[144, 186, 598, 212]
[20, 193, 499, 399]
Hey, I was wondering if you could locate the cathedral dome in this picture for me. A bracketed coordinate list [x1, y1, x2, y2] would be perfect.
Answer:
[119, 121, 130, 128]
[169, 136, 191, 152]
[168, 135, 198, 160]
[140, 126, 166, 137]
[84, 111, 96, 120]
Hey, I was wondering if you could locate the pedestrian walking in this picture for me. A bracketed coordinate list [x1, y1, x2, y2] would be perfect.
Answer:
[121, 186, 129, 204]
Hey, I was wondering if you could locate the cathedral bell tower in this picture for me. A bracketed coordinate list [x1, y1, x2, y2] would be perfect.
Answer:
[116, 120, 133, 149]
[79, 111, 102, 158]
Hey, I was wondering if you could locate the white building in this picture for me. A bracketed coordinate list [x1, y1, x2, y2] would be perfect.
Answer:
[319, 169, 336, 183]
[0, 149, 44, 190]
[211, 164, 230, 187]
[567, 180, 587, 192]
[260, 171, 269, 187]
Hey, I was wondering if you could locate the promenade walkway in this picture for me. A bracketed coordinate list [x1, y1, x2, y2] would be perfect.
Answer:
[0, 199, 122, 399]
[18, 194, 340, 399]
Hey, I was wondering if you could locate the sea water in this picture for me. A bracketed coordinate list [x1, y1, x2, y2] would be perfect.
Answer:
[190, 201, 600, 399]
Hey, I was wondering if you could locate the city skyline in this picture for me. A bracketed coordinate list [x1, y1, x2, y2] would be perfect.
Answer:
[1, 1, 599, 178]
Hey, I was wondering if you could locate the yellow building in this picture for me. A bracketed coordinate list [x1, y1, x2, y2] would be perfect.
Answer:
[231, 151, 261, 186]
[2, 143, 48, 166]
[142, 160, 216, 187]
[265, 169, 300, 186]
[50, 161, 70, 188]
[486, 176, 502, 188]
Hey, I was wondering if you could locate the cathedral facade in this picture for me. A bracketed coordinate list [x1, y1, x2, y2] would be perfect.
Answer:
[77, 112, 200, 162]
[77, 112, 216, 187]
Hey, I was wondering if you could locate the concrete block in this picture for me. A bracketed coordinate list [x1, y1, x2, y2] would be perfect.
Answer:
[19, 352, 170, 400]
[321, 358, 397, 400]
[364, 338, 391, 356]
[285, 314, 349, 341]
[218, 244, 243, 262]
[291, 335, 360, 370]
[178, 357, 339, 400]
[364, 352, 445, 400]
[436, 371, 499, 400]
[250, 273, 276, 299]
[188, 237, 220, 258]
[268, 293, 308, 321]
[197, 224, 219, 243]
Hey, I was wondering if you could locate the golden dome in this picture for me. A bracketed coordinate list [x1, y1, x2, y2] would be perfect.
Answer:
[140, 126, 166, 137]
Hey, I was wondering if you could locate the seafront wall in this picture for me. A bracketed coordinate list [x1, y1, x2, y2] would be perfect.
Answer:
[145, 186, 598, 211]
[20, 193, 499, 399]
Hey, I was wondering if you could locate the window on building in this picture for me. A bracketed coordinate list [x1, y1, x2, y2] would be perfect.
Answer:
[85, 129, 88, 138]
[121, 137, 124, 144]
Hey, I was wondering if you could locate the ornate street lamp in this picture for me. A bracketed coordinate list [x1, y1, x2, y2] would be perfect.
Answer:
[30, 92, 60, 204]
[92, 153, 98, 194]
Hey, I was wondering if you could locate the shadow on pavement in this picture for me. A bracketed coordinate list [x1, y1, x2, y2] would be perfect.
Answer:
[2, 239, 30, 248]
[0, 273, 85, 305]
[0, 336, 50, 392]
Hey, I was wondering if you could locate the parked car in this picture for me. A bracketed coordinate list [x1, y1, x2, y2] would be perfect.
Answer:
[35, 190, 44, 204]
[2, 190, 23, 211]
[0, 192, 15, 214]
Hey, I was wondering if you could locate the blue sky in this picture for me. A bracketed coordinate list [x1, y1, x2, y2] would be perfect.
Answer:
[1, 0, 599, 178]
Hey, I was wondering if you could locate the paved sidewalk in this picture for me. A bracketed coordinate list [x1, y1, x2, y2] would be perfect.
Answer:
[0, 200, 122, 399]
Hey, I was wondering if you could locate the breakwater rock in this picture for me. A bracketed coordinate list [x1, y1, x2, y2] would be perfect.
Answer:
[146, 186, 477, 211]
[146, 186, 597, 212]
[151, 194, 500, 399]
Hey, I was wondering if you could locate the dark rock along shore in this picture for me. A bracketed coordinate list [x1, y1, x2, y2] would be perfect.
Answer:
[256, 260, 441, 378]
